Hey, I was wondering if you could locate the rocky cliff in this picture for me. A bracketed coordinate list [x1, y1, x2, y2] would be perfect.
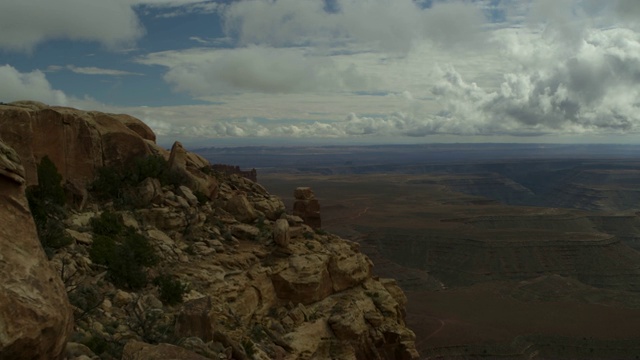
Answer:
[0, 101, 418, 360]
[0, 140, 74, 359]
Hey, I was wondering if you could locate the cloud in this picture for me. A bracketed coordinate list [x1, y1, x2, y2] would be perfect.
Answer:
[47, 64, 143, 76]
[143, 1, 223, 18]
[430, 27, 640, 135]
[222, 0, 486, 52]
[0, 65, 69, 105]
[0, 0, 144, 52]
[66, 65, 143, 76]
[138, 46, 371, 94]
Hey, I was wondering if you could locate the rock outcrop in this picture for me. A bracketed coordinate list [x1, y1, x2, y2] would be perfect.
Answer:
[0, 102, 418, 360]
[0, 140, 74, 360]
[0, 102, 151, 186]
[293, 186, 322, 229]
[0, 101, 219, 200]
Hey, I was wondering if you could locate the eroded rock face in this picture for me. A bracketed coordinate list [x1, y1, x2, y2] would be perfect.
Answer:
[293, 187, 321, 229]
[0, 140, 74, 360]
[0, 102, 152, 186]
[169, 141, 219, 199]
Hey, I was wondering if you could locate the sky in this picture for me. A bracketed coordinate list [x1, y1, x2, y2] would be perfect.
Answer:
[2, 0, 640, 147]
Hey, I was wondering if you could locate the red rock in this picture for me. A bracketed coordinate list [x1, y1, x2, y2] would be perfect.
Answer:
[0, 102, 151, 186]
[0, 140, 74, 360]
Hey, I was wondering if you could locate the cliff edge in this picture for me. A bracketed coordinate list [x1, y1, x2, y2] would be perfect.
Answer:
[0, 101, 418, 360]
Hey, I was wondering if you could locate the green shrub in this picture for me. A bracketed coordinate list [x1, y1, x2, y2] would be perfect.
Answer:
[242, 339, 255, 357]
[91, 211, 124, 237]
[88, 213, 157, 290]
[90, 155, 189, 207]
[68, 285, 104, 320]
[82, 332, 124, 359]
[128, 155, 169, 184]
[26, 156, 71, 254]
[154, 274, 187, 306]
[89, 235, 116, 266]
[123, 229, 158, 267]
[91, 166, 127, 202]
[193, 190, 208, 205]
[108, 246, 148, 290]
[34, 156, 65, 206]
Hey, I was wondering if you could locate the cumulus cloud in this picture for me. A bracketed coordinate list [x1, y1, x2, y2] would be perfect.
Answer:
[0, 65, 69, 105]
[138, 46, 371, 94]
[0, 0, 145, 52]
[430, 27, 640, 135]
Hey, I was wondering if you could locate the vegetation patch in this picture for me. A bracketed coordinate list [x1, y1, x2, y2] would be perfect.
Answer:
[90, 155, 188, 207]
[153, 274, 187, 306]
[89, 211, 157, 290]
[26, 156, 71, 256]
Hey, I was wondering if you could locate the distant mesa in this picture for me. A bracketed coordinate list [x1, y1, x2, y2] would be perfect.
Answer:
[210, 164, 257, 182]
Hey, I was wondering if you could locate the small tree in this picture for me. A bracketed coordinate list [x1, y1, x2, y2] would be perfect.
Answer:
[26, 156, 71, 254]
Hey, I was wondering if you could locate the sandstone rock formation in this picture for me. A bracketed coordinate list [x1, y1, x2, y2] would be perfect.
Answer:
[0, 102, 418, 360]
[0, 102, 151, 186]
[0, 140, 74, 360]
[293, 186, 321, 229]
[273, 218, 290, 248]
[168, 141, 219, 199]
[0, 101, 219, 201]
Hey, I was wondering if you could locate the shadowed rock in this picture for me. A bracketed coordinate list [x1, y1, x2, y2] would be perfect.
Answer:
[0, 140, 74, 360]
[293, 186, 321, 229]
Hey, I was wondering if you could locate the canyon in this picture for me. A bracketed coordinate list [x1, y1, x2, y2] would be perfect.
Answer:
[199, 144, 640, 358]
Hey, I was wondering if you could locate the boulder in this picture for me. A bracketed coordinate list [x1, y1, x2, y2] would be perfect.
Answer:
[226, 193, 258, 223]
[273, 219, 290, 248]
[168, 141, 188, 173]
[271, 254, 333, 305]
[177, 185, 199, 207]
[137, 177, 163, 205]
[253, 195, 285, 220]
[327, 242, 372, 292]
[168, 141, 219, 199]
[0, 140, 74, 360]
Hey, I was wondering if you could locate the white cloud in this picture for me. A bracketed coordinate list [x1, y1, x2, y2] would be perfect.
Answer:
[143, 1, 223, 18]
[138, 46, 372, 94]
[46, 65, 143, 76]
[430, 27, 640, 135]
[0, 65, 69, 105]
[0, 0, 144, 52]
[66, 65, 143, 76]
[222, 0, 486, 52]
